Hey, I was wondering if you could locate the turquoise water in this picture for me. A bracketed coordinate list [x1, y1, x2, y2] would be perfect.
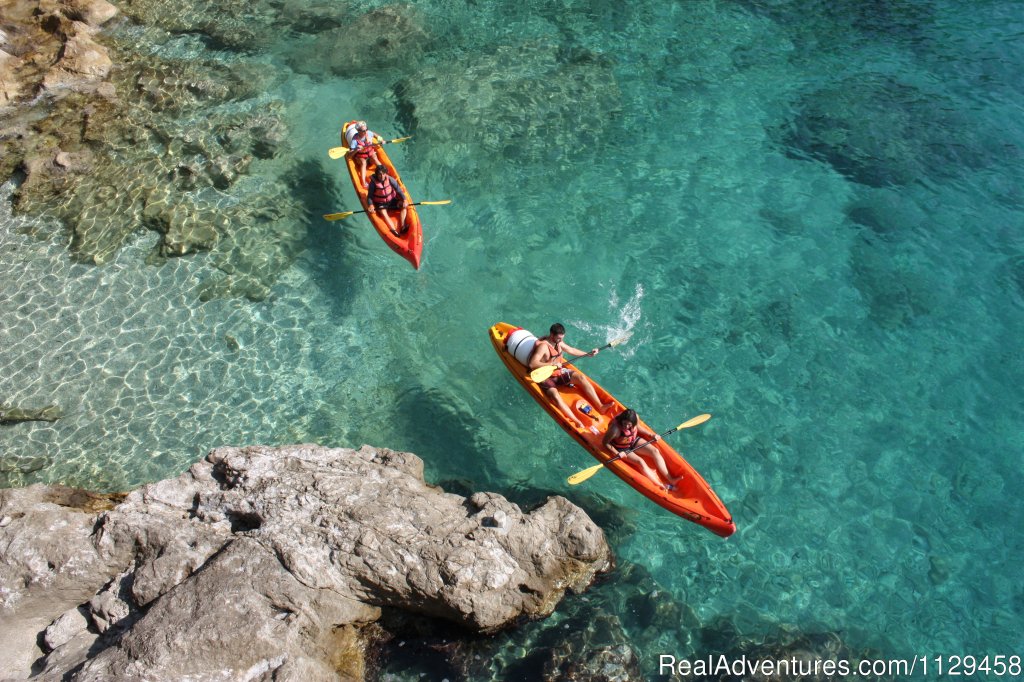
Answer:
[2, 0, 1023, 678]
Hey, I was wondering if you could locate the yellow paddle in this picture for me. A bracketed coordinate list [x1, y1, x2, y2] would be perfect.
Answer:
[328, 135, 413, 160]
[323, 200, 452, 222]
[529, 333, 630, 383]
[566, 413, 712, 485]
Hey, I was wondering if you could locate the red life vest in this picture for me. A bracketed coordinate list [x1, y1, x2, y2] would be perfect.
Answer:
[369, 174, 397, 205]
[352, 132, 376, 159]
[610, 420, 640, 450]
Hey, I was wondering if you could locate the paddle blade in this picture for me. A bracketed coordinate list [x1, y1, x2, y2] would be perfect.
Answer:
[676, 413, 712, 430]
[323, 211, 356, 221]
[607, 332, 632, 348]
[419, 200, 452, 206]
[567, 462, 607, 486]
[328, 146, 348, 160]
[389, 135, 413, 144]
[529, 365, 557, 383]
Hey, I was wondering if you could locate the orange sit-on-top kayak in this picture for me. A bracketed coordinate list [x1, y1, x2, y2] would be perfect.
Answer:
[341, 121, 423, 269]
[488, 322, 735, 537]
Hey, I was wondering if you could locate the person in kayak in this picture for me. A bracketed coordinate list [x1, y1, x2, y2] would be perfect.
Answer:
[367, 164, 409, 236]
[347, 121, 383, 186]
[528, 323, 613, 430]
[603, 408, 683, 491]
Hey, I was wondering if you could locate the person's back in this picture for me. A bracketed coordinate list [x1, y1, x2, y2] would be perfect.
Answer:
[343, 121, 361, 147]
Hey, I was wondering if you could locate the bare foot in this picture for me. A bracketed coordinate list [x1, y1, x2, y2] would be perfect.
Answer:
[665, 476, 684, 491]
[571, 419, 585, 430]
[599, 403, 616, 414]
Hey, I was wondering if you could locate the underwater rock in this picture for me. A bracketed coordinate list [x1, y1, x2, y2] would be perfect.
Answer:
[115, 0, 354, 52]
[393, 41, 621, 182]
[777, 74, 996, 188]
[114, 0, 276, 51]
[285, 4, 429, 79]
[848, 237, 937, 329]
[0, 402, 63, 424]
[539, 613, 642, 682]
[694, 623, 882, 682]
[0, 444, 612, 680]
[0, 455, 52, 474]
[1, 0, 330, 300]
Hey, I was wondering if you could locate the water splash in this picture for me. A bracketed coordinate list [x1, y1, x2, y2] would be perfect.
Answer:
[569, 282, 645, 358]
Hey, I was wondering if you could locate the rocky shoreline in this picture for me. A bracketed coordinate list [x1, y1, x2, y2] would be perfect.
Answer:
[0, 444, 614, 680]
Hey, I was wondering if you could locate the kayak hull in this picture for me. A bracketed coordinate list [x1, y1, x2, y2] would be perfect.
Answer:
[488, 322, 735, 537]
[342, 121, 423, 269]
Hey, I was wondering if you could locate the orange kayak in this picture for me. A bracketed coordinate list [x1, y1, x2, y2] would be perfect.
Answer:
[488, 322, 735, 537]
[341, 121, 423, 269]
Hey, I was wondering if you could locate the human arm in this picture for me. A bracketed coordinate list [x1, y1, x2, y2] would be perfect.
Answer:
[560, 342, 599, 358]
[601, 421, 621, 454]
[636, 422, 659, 443]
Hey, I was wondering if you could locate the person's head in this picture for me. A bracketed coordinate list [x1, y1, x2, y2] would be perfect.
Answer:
[373, 165, 386, 177]
[549, 323, 566, 337]
[357, 121, 368, 132]
[616, 409, 638, 427]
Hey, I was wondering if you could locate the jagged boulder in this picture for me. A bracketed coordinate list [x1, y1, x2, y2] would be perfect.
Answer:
[0, 444, 612, 680]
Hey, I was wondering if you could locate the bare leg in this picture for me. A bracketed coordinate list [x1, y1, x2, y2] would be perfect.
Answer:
[358, 158, 368, 186]
[378, 208, 399, 235]
[397, 203, 408, 234]
[545, 388, 584, 430]
[636, 444, 683, 488]
[623, 452, 663, 488]
[571, 372, 614, 413]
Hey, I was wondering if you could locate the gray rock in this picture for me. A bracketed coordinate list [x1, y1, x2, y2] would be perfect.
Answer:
[0, 444, 612, 680]
[43, 605, 90, 652]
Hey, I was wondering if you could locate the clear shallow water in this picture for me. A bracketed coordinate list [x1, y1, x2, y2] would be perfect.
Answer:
[2, 0, 1023, 677]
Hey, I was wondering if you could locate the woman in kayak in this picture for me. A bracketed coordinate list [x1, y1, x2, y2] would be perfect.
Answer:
[528, 323, 613, 430]
[347, 121, 383, 186]
[603, 409, 683, 491]
[367, 164, 409, 236]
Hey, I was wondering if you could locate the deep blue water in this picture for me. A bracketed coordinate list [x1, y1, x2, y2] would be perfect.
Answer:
[2, 0, 1022, 678]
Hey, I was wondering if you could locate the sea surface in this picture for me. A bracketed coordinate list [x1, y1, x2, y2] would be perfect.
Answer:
[2, 0, 1022, 679]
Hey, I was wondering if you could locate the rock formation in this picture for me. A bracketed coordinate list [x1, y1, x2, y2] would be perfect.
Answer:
[0, 402, 62, 424]
[0, 444, 612, 680]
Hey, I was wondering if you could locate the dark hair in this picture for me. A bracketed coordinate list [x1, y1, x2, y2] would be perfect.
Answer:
[616, 409, 638, 426]
[550, 323, 566, 336]
[374, 165, 386, 174]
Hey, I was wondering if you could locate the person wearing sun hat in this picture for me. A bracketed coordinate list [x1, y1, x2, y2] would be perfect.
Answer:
[346, 121, 383, 186]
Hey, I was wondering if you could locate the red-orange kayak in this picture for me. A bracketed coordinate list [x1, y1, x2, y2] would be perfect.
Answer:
[489, 322, 735, 537]
[341, 121, 423, 269]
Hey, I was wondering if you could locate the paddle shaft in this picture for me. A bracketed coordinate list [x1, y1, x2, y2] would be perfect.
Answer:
[323, 200, 450, 222]
[565, 413, 711, 485]
[329, 135, 411, 159]
[529, 338, 622, 383]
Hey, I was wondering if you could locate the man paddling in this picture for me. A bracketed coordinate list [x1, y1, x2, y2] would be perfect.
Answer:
[528, 323, 613, 430]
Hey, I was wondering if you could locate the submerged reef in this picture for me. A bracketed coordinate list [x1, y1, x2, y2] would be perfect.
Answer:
[393, 41, 622, 186]
[776, 74, 1003, 189]
[0, 444, 612, 680]
[0, 0, 348, 300]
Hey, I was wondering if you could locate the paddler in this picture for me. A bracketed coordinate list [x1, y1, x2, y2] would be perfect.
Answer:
[603, 409, 683, 491]
[346, 121, 384, 186]
[528, 323, 613, 430]
[367, 164, 409, 236]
